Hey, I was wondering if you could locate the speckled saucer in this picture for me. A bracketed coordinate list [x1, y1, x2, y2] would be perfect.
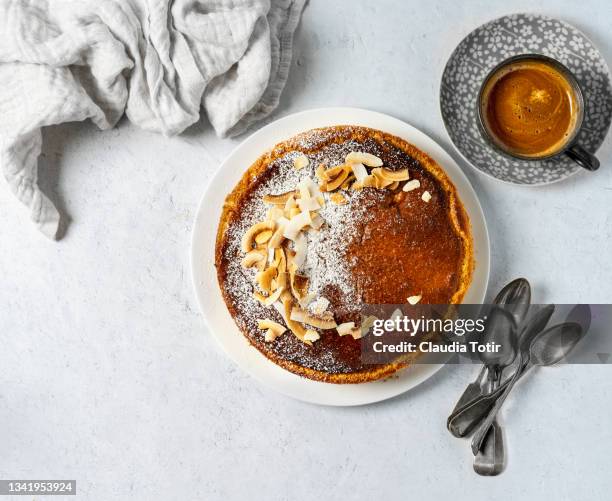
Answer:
[440, 13, 612, 185]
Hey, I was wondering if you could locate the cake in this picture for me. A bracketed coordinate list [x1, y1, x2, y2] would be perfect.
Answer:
[215, 126, 473, 383]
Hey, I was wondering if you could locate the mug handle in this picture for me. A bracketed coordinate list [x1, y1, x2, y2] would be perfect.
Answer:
[566, 144, 600, 171]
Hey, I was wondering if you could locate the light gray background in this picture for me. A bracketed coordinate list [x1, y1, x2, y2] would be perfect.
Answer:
[1, 1, 611, 500]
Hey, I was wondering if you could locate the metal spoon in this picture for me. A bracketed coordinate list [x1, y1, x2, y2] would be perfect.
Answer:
[494, 277, 531, 326]
[447, 382, 508, 437]
[450, 279, 531, 413]
[472, 305, 555, 475]
[530, 322, 584, 366]
[518, 304, 556, 358]
[473, 420, 505, 476]
[565, 304, 592, 335]
[447, 305, 555, 438]
[479, 307, 518, 384]
[472, 308, 517, 472]
[470, 321, 584, 455]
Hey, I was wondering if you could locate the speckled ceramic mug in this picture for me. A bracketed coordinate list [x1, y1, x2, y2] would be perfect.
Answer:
[477, 54, 600, 171]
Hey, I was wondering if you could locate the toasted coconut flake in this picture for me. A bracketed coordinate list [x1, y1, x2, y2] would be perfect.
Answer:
[255, 230, 273, 244]
[274, 256, 287, 289]
[276, 248, 286, 273]
[371, 168, 394, 188]
[264, 329, 278, 342]
[388, 181, 400, 190]
[421, 191, 432, 202]
[320, 165, 345, 181]
[284, 247, 295, 265]
[298, 177, 322, 201]
[265, 287, 284, 306]
[304, 330, 320, 342]
[298, 293, 316, 308]
[268, 220, 287, 248]
[266, 206, 285, 221]
[379, 168, 409, 182]
[315, 163, 327, 181]
[283, 211, 311, 240]
[309, 296, 330, 315]
[290, 306, 337, 329]
[322, 169, 349, 192]
[256, 266, 277, 293]
[288, 261, 308, 300]
[241, 249, 267, 269]
[351, 162, 368, 182]
[258, 319, 287, 342]
[263, 191, 297, 205]
[330, 192, 347, 205]
[275, 271, 288, 290]
[297, 197, 320, 212]
[294, 275, 309, 301]
[337, 322, 355, 335]
[293, 154, 309, 170]
[337, 322, 362, 339]
[346, 151, 383, 167]
[282, 297, 307, 342]
[284, 194, 297, 211]
[253, 286, 284, 307]
[241, 221, 275, 253]
[340, 174, 355, 190]
[310, 214, 324, 230]
[258, 318, 286, 331]
[403, 179, 421, 192]
[407, 294, 422, 305]
[390, 308, 403, 322]
[293, 233, 307, 269]
[271, 248, 281, 267]
[297, 178, 311, 200]
[288, 307, 307, 323]
[360, 174, 379, 188]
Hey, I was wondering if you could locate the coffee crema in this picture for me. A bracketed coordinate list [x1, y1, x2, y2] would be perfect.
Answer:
[480, 59, 580, 158]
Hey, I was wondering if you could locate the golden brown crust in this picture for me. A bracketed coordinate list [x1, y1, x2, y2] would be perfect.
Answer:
[214, 125, 473, 384]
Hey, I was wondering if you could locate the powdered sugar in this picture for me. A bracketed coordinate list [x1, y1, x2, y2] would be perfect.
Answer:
[303, 188, 380, 305]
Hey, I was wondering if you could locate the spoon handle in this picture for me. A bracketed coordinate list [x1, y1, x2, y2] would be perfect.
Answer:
[473, 414, 505, 475]
[446, 376, 512, 437]
[471, 357, 530, 455]
[451, 365, 487, 414]
[473, 371, 506, 473]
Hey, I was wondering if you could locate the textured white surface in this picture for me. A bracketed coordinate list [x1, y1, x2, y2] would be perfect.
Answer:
[1, 1, 611, 499]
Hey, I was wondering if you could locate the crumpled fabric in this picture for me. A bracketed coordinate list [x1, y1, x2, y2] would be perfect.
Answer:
[0, 0, 306, 238]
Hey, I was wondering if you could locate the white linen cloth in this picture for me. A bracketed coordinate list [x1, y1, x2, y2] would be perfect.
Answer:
[0, 0, 306, 239]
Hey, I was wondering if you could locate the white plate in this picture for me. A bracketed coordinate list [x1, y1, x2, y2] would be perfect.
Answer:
[191, 107, 490, 406]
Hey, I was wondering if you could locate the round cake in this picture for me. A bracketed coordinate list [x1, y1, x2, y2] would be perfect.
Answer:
[215, 126, 473, 383]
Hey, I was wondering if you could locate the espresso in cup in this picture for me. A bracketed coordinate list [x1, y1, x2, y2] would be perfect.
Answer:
[479, 57, 581, 159]
[477, 54, 600, 171]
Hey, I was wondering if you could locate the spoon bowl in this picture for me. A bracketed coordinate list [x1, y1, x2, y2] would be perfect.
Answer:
[494, 278, 531, 326]
[530, 322, 584, 366]
[450, 279, 531, 414]
[480, 307, 518, 381]
[519, 304, 556, 354]
[470, 321, 585, 454]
